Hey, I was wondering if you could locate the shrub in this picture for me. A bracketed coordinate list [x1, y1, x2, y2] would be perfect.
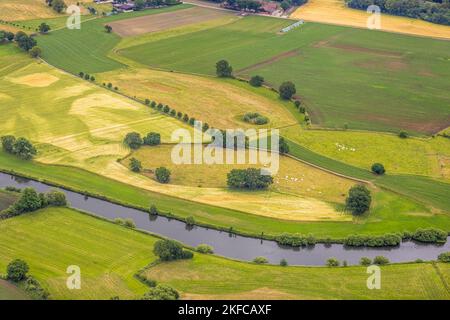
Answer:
[196, 244, 214, 254]
[345, 185, 371, 215]
[13, 187, 43, 214]
[129, 157, 142, 172]
[299, 106, 306, 114]
[155, 167, 171, 184]
[45, 189, 67, 206]
[141, 285, 179, 300]
[344, 234, 401, 247]
[216, 60, 233, 78]
[183, 114, 189, 122]
[24, 276, 50, 299]
[150, 101, 157, 108]
[279, 81, 296, 100]
[280, 258, 288, 266]
[326, 258, 340, 267]
[227, 168, 273, 190]
[294, 100, 301, 108]
[149, 204, 158, 216]
[143, 132, 161, 146]
[249, 75, 264, 87]
[185, 216, 195, 226]
[188, 117, 196, 126]
[153, 239, 193, 261]
[373, 256, 390, 265]
[342, 260, 348, 267]
[242, 112, 268, 125]
[123, 218, 136, 228]
[123, 132, 143, 149]
[7, 259, 29, 282]
[438, 252, 450, 263]
[399, 131, 408, 138]
[2, 136, 37, 160]
[114, 218, 125, 225]
[170, 109, 176, 117]
[412, 228, 447, 243]
[163, 105, 170, 113]
[371, 163, 385, 175]
[157, 103, 163, 110]
[145, 99, 150, 105]
[1, 135, 16, 153]
[279, 137, 289, 154]
[359, 257, 372, 266]
[275, 233, 316, 247]
[253, 256, 268, 264]
[177, 111, 183, 119]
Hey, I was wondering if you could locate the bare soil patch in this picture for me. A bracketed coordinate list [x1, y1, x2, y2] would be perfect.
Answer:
[9, 72, 59, 87]
[110, 6, 234, 37]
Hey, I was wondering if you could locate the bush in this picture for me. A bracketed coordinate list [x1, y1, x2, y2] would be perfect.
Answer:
[227, 168, 273, 190]
[326, 258, 340, 267]
[150, 101, 157, 108]
[24, 276, 50, 299]
[371, 163, 385, 175]
[438, 252, 450, 263]
[344, 234, 401, 247]
[373, 256, 390, 265]
[345, 185, 371, 215]
[253, 256, 268, 264]
[163, 105, 170, 113]
[153, 239, 193, 261]
[275, 233, 316, 247]
[123, 132, 143, 149]
[13, 187, 43, 214]
[249, 75, 264, 87]
[129, 157, 142, 172]
[216, 60, 233, 78]
[196, 244, 214, 254]
[359, 257, 372, 266]
[155, 167, 171, 184]
[143, 132, 161, 146]
[45, 189, 67, 206]
[124, 219, 136, 228]
[279, 81, 296, 100]
[412, 228, 447, 243]
[279, 137, 289, 154]
[7, 259, 29, 282]
[299, 106, 306, 114]
[1, 135, 37, 160]
[399, 131, 408, 138]
[185, 216, 195, 226]
[149, 204, 158, 216]
[242, 112, 268, 125]
[280, 258, 288, 267]
[141, 285, 179, 300]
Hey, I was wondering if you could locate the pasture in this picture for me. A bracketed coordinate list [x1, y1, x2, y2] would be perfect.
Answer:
[0, 207, 158, 300]
[120, 15, 450, 134]
[290, 0, 450, 40]
[144, 254, 450, 300]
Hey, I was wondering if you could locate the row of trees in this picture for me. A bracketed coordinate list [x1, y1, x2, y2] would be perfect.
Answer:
[123, 131, 161, 149]
[1, 135, 37, 160]
[0, 30, 42, 57]
[346, 0, 450, 26]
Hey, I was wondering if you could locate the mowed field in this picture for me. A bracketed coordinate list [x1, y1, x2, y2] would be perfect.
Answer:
[0, 208, 158, 299]
[283, 126, 450, 179]
[0, 0, 87, 21]
[144, 254, 450, 300]
[119, 15, 450, 134]
[291, 0, 450, 40]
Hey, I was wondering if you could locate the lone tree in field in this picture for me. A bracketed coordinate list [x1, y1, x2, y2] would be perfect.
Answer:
[249, 75, 264, 87]
[153, 239, 193, 261]
[29, 46, 42, 58]
[216, 60, 233, 78]
[371, 163, 385, 175]
[155, 167, 171, 184]
[129, 157, 142, 172]
[6, 259, 29, 282]
[279, 81, 296, 100]
[345, 185, 372, 215]
[38, 22, 51, 34]
[123, 132, 143, 149]
[105, 25, 113, 33]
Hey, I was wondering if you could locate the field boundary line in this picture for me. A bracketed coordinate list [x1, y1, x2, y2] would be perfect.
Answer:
[432, 262, 450, 294]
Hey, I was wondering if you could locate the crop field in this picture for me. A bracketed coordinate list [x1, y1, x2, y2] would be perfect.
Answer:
[109, 6, 235, 37]
[96, 68, 298, 129]
[0, 208, 158, 299]
[282, 126, 450, 178]
[144, 254, 450, 300]
[119, 16, 450, 134]
[290, 0, 450, 40]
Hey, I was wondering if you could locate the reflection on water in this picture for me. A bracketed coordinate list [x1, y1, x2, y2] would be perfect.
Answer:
[0, 172, 449, 266]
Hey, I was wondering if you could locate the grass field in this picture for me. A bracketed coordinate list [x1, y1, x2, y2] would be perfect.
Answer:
[119, 15, 450, 134]
[0, 207, 158, 300]
[291, 0, 450, 40]
[0, 280, 29, 300]
[283, 126, 450, 178]
[144, 254, 450, 300]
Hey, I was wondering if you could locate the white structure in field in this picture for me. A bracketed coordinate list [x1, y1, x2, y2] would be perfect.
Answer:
[281, 20, 305, 33]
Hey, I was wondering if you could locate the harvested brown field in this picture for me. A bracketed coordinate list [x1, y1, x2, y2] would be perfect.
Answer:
[109, 6, 235, 37]
[291, 0, 450, 40]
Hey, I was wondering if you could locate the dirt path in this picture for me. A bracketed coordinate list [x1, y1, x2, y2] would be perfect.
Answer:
[235, 49, 300, 75]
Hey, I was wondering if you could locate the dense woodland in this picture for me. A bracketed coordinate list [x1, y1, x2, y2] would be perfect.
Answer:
[346, 0, 450, 25]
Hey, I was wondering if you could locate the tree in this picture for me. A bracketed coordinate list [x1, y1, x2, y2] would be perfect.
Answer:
[29, 46, 42, 58]
[279, 81, 296, 100]
[249, 75, 264, 87]
[105, 25, 113, 33]
[155, 167, 171, 183]
[141, 285, 179, 300]
[345, 184, 371, 215]
[196, 244, 214, 254]
[280, 0, 291, 10]
[371, 163, 385, 175]
[1, 135, 16, 153]
[51, 0, 67, 13]
[7, 259, 29, 282]
[280, 258, 288, 266]
[15, 32, 37, 51]
[13, 188, 42, 213]
[129, 157, 142, 172]
[373, 256, 389, 265]
[39, 23, 51, 34]
[438, 252, 450, 263]
[326, 257, 340, 267]
[149, 204, 158, 216]
[359, 257, 372, 266]
[399, 131, 408, 138]
[216, 60, 233, 78]
[153, 239, 191, 261]
[253, 256, 268, 264]
[279, 137, 289, 154]
[185, 216, 195, 226]
[134, 0, 146, 10]
[123, 132, 143, 149]
[45, 189, 67, 206]
[13, 137, 37, 160]
[227, 168, 273, 190]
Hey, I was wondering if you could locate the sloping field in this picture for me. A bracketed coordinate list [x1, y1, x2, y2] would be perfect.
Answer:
[282, 126, 450, 178]
[110, 6, 235, 37]
[120, 16, 450, 134]
[0, 208, 157, 299]
[291, 0, 450, 40]
[144, 254, 450, 300]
